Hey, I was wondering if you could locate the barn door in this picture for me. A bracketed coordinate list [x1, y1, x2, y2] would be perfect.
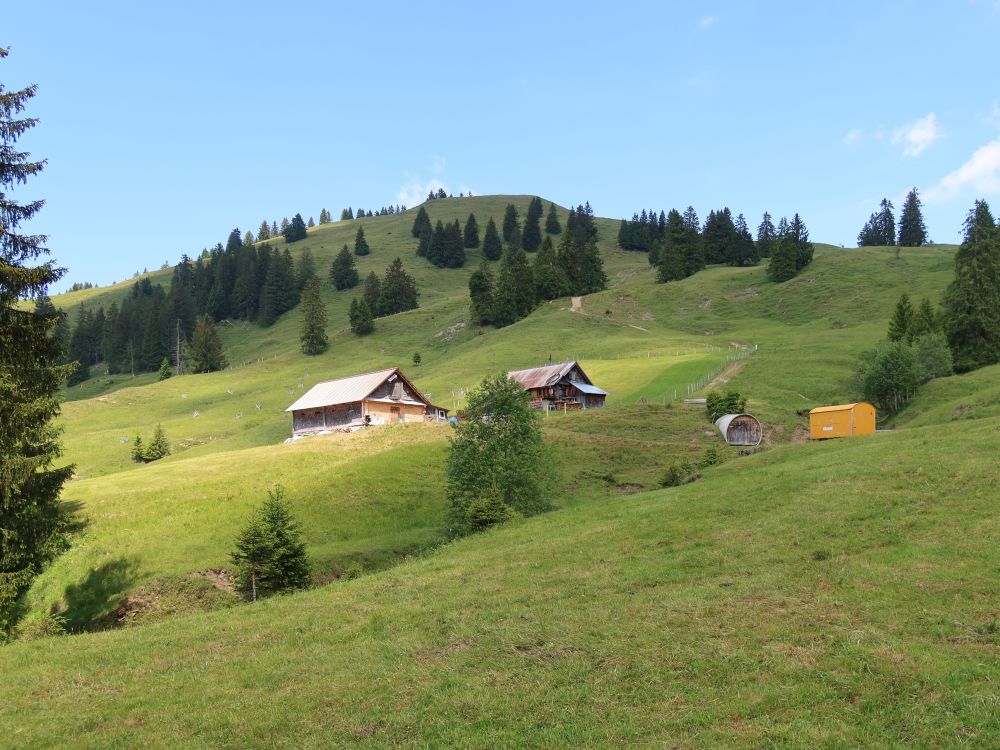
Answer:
[390, 406, 401, 423]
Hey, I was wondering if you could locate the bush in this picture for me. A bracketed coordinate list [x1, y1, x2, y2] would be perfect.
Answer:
[699, 446, 723, 468]
[660, 462, 694, 487]
[465, 486, 517, 532]
[913, 332, 954, 382]
[858, 340, 919, 413]
[15, 612, 67, 641]
[705, 391, 747, 423]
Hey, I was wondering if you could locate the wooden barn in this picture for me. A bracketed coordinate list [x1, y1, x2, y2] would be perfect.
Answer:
[285, 368, 447, 437]
[507, 361, 607, 411]
[715, 413, 763, 446]
[809, 402, 876, 439]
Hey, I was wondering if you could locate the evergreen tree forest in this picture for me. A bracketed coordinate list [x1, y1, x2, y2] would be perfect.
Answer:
[62, 231, 304, 382]
[469, 205, 605, 328]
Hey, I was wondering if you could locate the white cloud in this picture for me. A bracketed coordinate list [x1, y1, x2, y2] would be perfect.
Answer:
[924, 138, 1000, 203]
[891, 113, 941, 157]
[396, 172, 448, 207]
[697, 15, 719, 29]
[843, 128, 863, 146]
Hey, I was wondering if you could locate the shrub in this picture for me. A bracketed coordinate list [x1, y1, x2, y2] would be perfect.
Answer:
[699, 446, 723, 468]
[706, 391, 747, 423]
[660, 462, 694, 487]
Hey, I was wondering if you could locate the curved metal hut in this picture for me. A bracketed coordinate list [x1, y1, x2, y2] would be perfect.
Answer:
[715, 413, 762, 446]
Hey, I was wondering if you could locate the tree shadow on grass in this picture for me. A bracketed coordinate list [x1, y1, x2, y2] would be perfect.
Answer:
[57, 557, 141, 632]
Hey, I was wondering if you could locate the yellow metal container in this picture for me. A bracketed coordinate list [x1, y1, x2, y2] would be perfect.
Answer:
[809, 402, 876, 439]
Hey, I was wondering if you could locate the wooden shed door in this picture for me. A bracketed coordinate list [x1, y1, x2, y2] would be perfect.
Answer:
[390, 406, 401, 423]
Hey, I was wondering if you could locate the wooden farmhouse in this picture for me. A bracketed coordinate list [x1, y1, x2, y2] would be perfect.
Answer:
[507, 361, 607, 411]
[285, 368, 447, 437]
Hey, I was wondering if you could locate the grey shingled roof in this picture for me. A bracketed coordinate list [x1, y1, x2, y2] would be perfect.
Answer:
[285, 368, 400, 412]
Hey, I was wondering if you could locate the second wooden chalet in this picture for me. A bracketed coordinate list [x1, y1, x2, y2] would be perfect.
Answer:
[285, 367, 447, 437]
[507, 361, 607, 411]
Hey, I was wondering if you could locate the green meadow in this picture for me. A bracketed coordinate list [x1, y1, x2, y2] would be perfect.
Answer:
[3, 196, 997, 747]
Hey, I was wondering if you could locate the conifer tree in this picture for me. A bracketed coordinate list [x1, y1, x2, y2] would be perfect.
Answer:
[482, 217, 503, 261]
[231, 486, 311, 601]
[545, 202, 561, 234]
[188, 315, 227, 372]
[656, 209, 690, 282]
[463, 213, 480, 248]
[362, 271, 381, 314]
[349, 297, 374, 335]
[522, 196, 543, 252]
[411, 206, 431, 238]
[962, 199, 996, 243]
[898, 188, 928, 248]
[145, 424, 170, 461]
[682, 206, 701, 234]
[767, 234, 799, 282]
[787, 214, 814, 270]
[280, 217, 290, 234]
[307, 216, 315, 228]
[377, 258, 419, 316]
[533, 235, 570, 300]
[258, 220, 270, 241]
[157, 357, 173, 381]
[329, 245, 359, 290]
[0, 48, 76, 631]
[468, 258, 496, 325]
[318, 208, 330, 224]
[942, 204, 1000, 372]
[502, 203, 519, 243]
[340, 207, 354, 221]
[494, 247, 535, 326]
[732, 214, 758, 266]
[130, 435, 145, 463]
[299, 278, 328, 355]
[416, 225, 432, 258]
[910, 297, 940, 338]
[354, 226, 370, 256]
[243, 229, 255, 246]
[294, 247, 315, 291]
[756, 212, 776, 258]
[271, 220, 279, 236]
[887, 293, 914, 342]
[702, 208, 738, 265]
[444, 219, 466, 268]
[426, 219, 447, 266]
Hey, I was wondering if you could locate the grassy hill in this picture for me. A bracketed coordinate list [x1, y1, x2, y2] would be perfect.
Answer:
[4, 196, 997, 747]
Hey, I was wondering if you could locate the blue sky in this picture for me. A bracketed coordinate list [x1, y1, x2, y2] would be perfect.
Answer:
[5, 1, 1000, 290]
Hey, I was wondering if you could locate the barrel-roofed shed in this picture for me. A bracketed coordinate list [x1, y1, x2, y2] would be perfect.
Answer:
[715, 413, 763, 446]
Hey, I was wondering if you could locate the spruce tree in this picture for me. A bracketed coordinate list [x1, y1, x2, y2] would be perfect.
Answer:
[349, 297, 374, 335]
[532, 235, 570, 300]
[767, 235, 799, 282]
[0, 48, 75, 632]
[243, 229, 255, 246]
[329, 245, 359, 290]
[130, 435, 145, 463]
[411, 206, 431, 238]
[377, 258, 419, 316]
[231, 486, 311, 601]
[545, 202, 561, 234]
[354, 226, 371, 256]
[732, 213, 758, 266]
[522, 196, 543, 251]
[942, 209, 1000, 372]
[787, 214, 814, 270]
[502, 203, 519, 243]
[494, 247, 536, 326]
[656, 209, 690, 282]
[157, 357, 173, 381]
[299, 278, 328, 355]
[258, 220, 271, 241]
[362, 271, 381, 314]
[898, 188, 928, 248]
[294, 247, 315, 291]
[416, 225, 432, 258]
[963, 199, 996, 244]
[426, 219, 447, 266]
[188, 315, 227, 372]
[468, 258, 496, 325]
[910, 297, 940, 338]
[445, 219, 466, 268]
[756, 212, 776, 258]
[887, 293, 914, 342]
[145, 424, 170, 461]
[340, 207, 354, 221]
[702, 208, 738, 265]
[482, 216, 502, 261]
[463, 213, 480, 248]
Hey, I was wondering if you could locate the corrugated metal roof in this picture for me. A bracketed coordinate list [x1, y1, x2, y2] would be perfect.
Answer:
[809, 402, 872, 414]
[570, 380, 606, 396]
[285, 368, 399, 412]
[507, 361, 580, 390]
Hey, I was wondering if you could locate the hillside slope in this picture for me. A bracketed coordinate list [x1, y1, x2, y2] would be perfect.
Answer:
[3, 410, 998, 748]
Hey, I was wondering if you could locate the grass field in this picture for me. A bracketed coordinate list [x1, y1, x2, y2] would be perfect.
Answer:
[4, 196, 997, 747]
